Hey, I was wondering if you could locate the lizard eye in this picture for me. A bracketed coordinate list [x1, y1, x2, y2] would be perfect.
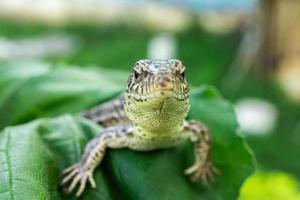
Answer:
[181, 71, 185, 78]
[173, 60, 185, 78]
[134, 70, 140, 80]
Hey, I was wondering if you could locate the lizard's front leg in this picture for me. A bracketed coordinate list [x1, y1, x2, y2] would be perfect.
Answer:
[61, 126, 133, 197]
[183, 120, 220, 184]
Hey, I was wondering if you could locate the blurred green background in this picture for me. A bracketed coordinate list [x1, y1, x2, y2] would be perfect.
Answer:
[0, 0, 299, 199]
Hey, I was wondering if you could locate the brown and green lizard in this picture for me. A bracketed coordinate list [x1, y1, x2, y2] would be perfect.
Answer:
[61, 59, 219, 196]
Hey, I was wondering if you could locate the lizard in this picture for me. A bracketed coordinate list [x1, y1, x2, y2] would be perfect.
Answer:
[61, 59, 220, 197]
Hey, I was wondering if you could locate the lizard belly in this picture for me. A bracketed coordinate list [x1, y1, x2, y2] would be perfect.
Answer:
[128, 131, 188, 151]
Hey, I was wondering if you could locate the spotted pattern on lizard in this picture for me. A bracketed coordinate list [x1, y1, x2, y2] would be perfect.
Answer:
[61, 59, 220, 197]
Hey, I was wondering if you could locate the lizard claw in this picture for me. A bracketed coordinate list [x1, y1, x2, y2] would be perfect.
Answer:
[185, 161, 220, 185]
[61, 163, 96, 197]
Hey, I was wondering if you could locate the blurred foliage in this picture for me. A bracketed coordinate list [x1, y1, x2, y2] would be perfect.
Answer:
[0, 21, 240, 86]
[239, 171, 300, 200]
[222, 74, 300, 177]
[0, 17, 299, 195]
[0, 62, 254, 200]
[0, 61, 127, 128]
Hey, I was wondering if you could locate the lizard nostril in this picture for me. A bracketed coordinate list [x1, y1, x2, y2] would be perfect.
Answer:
[162, 77, 171, 82]
[154, 79, 174, 90]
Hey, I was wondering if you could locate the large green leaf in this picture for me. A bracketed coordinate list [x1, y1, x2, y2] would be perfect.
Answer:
[0, 61, 127, 129]
[0, 62, 255, 200]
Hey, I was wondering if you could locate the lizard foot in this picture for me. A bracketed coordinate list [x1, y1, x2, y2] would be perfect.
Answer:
[184, 161, 220, 185]
[60, 163, 96, 197]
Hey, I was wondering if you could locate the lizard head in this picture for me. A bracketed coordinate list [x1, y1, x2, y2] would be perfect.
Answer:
[125, 59, 190, 132]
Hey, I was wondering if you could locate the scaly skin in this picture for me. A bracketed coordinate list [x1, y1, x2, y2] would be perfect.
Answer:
[61, 59, 220, 197]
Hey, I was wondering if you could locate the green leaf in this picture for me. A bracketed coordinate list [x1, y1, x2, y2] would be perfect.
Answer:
[0, 61, 127, 129]
[0, 116, 113, 200]
[0, 62, 255, 200]
[239, 171, 300, 200]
